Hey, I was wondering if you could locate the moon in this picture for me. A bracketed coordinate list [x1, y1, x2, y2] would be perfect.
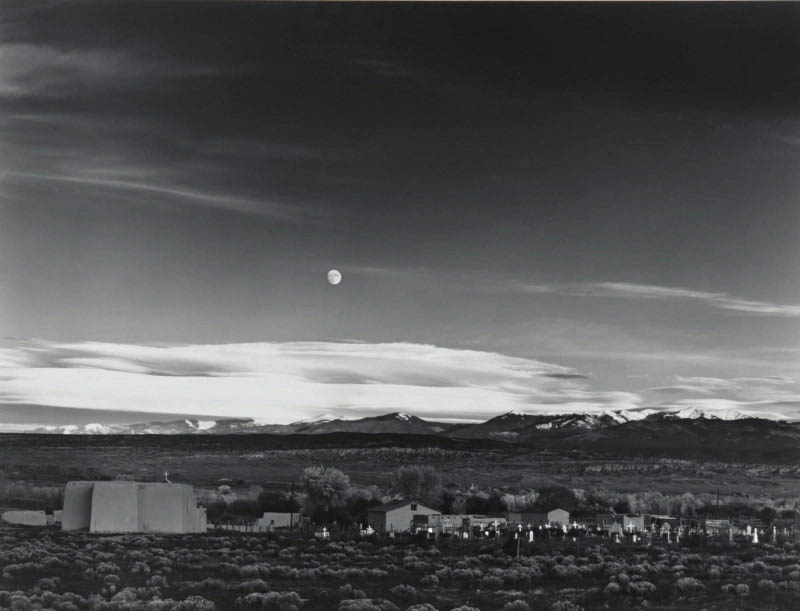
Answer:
[327, 269, 342, 285]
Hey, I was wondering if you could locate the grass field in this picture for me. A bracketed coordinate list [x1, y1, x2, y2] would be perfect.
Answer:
[2, 434, 799, 503]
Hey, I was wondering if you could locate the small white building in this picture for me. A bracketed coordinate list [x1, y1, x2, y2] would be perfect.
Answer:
[508, 508, 569, 527]
[367, 500, 440, 533]
[256, 512, 298, 530]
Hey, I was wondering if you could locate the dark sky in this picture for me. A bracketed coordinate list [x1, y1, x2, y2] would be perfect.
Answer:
[1, 2, 799, 425]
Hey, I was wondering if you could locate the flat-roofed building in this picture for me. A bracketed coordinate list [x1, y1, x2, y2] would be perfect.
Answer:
[508, 508, 569, 527]
[62, 480, 206, 534]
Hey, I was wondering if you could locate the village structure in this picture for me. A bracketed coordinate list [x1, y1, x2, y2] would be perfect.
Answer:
[60, 480, 207, 534]
[361, 500, 799, 545]
[2, 482, 799, 547]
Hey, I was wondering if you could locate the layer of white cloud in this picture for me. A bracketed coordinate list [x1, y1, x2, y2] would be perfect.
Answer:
[0, 340, 640, 423]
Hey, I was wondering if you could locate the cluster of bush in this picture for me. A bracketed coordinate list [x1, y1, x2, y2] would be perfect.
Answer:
[3, 525, 800, 610]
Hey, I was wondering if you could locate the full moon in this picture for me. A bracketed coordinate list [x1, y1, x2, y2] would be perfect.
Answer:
[327, 269, 342, 285]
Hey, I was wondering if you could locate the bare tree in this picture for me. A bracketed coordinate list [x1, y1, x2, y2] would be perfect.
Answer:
[302, 466, 351, 519]
[392, 465, 441, 505]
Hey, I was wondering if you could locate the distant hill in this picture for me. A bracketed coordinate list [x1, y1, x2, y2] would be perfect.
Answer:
[31, 412, 450, 436]
[445, 409, 657, 440]
[24, 407, 800, 460]
[292, 412, 450, 435]
[546, 412, 800, 460]
[30, 407, 773, 436]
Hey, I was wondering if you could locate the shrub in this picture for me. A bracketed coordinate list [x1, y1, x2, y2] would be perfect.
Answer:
[628, 581, 656, 597]
[338, 600, 399, 611]
[338, 584, 366, 600]
[95, 562, 120, 575]
[235, 580, 271, 593]
[405, 606, 438, 611]
[33, 577, 60, 592]
[452, 569, 479, 588]
[420, 575, 439, 587]
[175, 597, 217, 611]
[147, 574, 169, 587]
[189, 577, 225, 590]
[675, 577, 705, 594]
[502, 602, 530, 611]
[236, 591, 304, 610]
[757, 578, 776, 591]
[390, 585, 418, 602]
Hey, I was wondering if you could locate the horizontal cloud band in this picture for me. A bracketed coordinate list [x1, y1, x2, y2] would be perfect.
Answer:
[0, 340, 638, 423]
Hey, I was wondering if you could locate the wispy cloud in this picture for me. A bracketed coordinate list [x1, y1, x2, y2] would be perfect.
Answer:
[0, 339, 636, 423]
[5, 171, 319, 221]
[0, 43, 221, 99]
[310, 266, 800, 318]
[516, 281, 800, 317]
[649, 385, 715, 395]
[656, 375, 797, 394]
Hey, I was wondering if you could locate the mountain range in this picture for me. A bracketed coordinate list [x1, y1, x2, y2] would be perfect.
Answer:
[28, 406, 765, 438]
[25, 408, 800, 461]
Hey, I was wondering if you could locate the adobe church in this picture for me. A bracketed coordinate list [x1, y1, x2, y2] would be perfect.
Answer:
[62, 480, 207, 534]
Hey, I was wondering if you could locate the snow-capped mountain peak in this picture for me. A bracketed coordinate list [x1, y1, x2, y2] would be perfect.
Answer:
[83, 423, 114, 434]
[496, 410, 529, 420]
[670, 407, 748, 421]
